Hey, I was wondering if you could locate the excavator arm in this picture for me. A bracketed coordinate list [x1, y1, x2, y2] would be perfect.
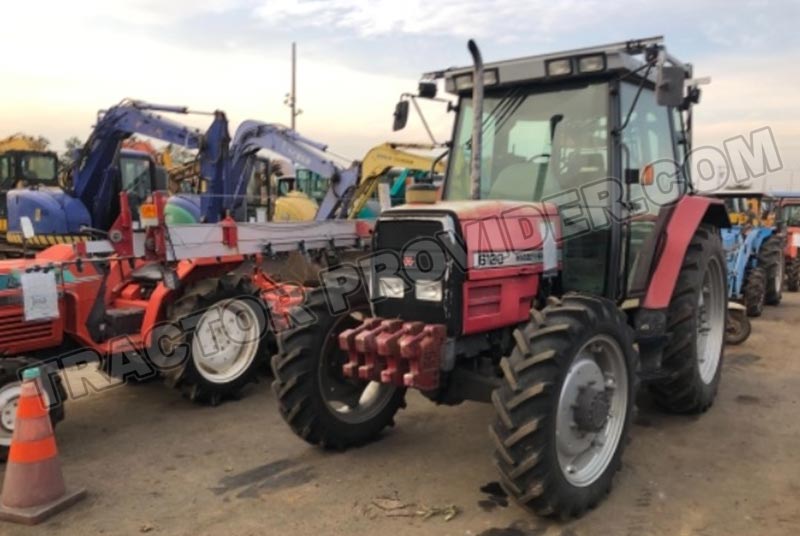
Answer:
[348, 142, 446, 218]
[70, 100, 229, 229]
[228, 121, 361, 220]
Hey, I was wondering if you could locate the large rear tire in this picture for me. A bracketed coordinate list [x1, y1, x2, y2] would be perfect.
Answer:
[760, 235, 784, 305]
[491, 295, 636, 519]
[167, 275, 269, 406]
[651, 224, 726, 413]
[273, 287, 405, 449]
[0, 358, 66, 462]
[786, 257, 800, 292]
[743, 266, 766, 317]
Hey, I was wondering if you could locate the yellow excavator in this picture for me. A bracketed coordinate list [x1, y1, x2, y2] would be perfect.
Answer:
[347, 142, 446, 219]
[0, 134, 59, 234]
[247, 142, 445, 221]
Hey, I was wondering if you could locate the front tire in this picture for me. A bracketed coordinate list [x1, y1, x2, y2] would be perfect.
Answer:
[273, 287, 405, 450]
[743, 266, 766, 317]
[759, 235, 784, 305]
[651, 224, 726, 413]
[786, 257, 800, 292]
[167, 276, 269, 405]
[491, 295, 636, 519]
[725, 308, 751, 346]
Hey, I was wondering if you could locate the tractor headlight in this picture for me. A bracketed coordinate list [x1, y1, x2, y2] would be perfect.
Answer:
[378, 277, 405, 299]
[452, 69, 499, 92]
[577, 54, 606, 73]
[546, 58, 573, 77]
[415, 279, 442, 302]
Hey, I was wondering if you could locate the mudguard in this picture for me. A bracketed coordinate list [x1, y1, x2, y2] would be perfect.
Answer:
[642, 196, 729, 309]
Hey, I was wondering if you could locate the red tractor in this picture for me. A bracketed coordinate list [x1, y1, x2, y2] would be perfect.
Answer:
[272, 37, 730, 518]
[774, 192, 800, 291]
[0, 192, 368, 460]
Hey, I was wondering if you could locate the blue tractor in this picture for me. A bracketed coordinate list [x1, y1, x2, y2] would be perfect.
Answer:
[716, 192, 784, 344]
[6, 100, 229, 245]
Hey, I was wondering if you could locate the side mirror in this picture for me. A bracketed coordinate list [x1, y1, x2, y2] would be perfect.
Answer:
[418, 81, 437, 99]
[154, 166, 168, 191]
[656, 65, 685, 107]
[393, 100, 409, 131]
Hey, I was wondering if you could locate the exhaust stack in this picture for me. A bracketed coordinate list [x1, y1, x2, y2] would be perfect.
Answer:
[467, 39, 483, 201]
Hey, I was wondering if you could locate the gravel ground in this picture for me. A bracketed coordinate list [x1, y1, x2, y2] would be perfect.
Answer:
[2, 294, 800, 535]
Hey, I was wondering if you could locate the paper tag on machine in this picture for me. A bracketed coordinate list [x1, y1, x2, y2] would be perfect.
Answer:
[21, 271, 60, 321]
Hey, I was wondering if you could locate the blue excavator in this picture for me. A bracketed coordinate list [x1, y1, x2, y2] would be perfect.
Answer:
[165, 121, 362, 224]
[6, 99, 229, 246]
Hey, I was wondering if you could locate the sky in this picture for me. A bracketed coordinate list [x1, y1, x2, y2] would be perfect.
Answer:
[2, 0, 799, 189]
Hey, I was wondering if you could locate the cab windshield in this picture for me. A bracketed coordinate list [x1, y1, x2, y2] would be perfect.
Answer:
[19, 154, 58, 182]
[445, 83, 609, 202]
[785, 205, 800, 227]
[120, 156, 153, 214]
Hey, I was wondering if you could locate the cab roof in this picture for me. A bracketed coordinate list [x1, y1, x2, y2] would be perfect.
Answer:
[428, 36, 691, 95]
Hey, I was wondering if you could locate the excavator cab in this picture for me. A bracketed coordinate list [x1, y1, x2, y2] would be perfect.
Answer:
[116, 149, 159, 224]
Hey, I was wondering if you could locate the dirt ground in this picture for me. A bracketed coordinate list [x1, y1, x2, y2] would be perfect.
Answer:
[3, 295, 800, 536]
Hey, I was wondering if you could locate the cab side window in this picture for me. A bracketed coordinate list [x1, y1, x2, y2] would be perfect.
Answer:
[621, 83, 681, 295]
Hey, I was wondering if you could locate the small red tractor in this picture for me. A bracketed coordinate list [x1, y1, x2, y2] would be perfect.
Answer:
[272, 37, 730, 518]
[773, 192, 800, 291]
[0, 193, 368, 460]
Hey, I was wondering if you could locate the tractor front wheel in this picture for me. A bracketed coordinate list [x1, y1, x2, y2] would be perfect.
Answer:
[759, 235, 784, 305]
[651, 224, 726, 413]
[272, 287, 405, 450]
[725, 308, 751, 346]
[491, 295, 636, 519]
[744, 266, 766, 317]
[167, 276, 269, 406]
[786, 257, 800, 292]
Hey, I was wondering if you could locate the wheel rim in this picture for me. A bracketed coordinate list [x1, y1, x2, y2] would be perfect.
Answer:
[556, 335, 628, 487]
[0, 382, 21, 447]
[775, 260, 784, 295]
[697, 257, 726, 384]
[317, 311, 399, 425]
[191, 299, 261, 384]
[0, 380, 52, 447]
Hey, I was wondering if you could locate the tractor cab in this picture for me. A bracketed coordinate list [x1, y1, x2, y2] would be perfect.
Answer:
[391, 36, 703, 300]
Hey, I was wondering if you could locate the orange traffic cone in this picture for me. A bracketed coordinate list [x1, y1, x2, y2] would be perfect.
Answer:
[0, 367, 85, 525]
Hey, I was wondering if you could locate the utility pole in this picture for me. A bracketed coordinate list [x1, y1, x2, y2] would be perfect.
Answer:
[284, 42, 302, 130]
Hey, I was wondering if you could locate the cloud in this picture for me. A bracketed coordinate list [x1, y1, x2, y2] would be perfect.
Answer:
[253, 0, 604, 40]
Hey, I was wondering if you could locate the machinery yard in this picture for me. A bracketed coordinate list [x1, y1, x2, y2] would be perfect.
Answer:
[2, 3, 800, 533]
[0, 293, 796, 535]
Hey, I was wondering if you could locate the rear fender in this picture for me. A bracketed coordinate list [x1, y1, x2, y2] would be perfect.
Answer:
[642, 196, 729, 309]
[140, 256, 247, 347]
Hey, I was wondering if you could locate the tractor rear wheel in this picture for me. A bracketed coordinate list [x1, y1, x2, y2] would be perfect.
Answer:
[167, 276, 269, 406]
[786, 257, 800, 292]
[651, 224, 726, 413]
[491, 295, 636, 519]
[744, 266, 766, 317]
[759, 235, 784, 305]
[273, 286, 405, 450]
[0, 358, 66, 462]
[725, 308, 751, 346]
